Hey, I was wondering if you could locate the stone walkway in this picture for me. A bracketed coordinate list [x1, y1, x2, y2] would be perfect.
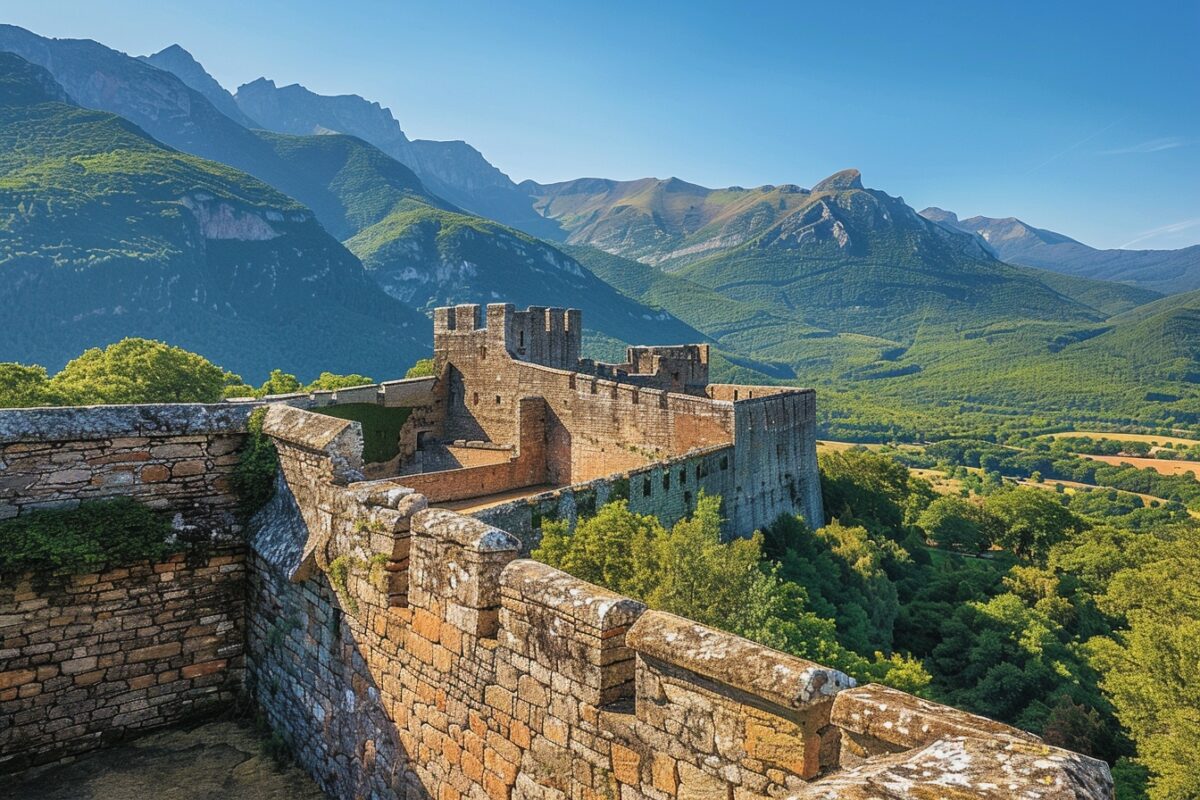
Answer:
[1, 720, 328, 800]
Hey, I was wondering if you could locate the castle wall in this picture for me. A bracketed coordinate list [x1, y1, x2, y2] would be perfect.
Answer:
[0, 550, 245, 772]
[399, 397, 547, 504]
[471, 444, 738, 550]
[429, 304, 822, 531]
[0, 405, 253, 534]
[435, 307, 736, 486]
[729, 390, 824, 534]
[243, 422, 1112, 800]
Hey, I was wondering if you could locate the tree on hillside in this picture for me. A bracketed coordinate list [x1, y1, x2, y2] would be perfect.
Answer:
[1090, 528, 1200, 800]
[918, 495, 996, 553]
[985, 489, 1083, 561]
[49, 339, 228, 404]
[819, 449, 916, 537]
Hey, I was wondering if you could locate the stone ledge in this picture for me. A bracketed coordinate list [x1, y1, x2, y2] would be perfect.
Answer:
[262, 405, 357, 453]
[500, 559, 646, 629]
[627, 609, 854, 712]
[0, 404, 255, 443]
[787, 734, 1114, 800]
[831, 683, 1041, 750]
[413, 508, 520, 553]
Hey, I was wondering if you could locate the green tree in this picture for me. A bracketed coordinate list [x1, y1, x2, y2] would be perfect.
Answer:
[918, 495, 990, 552]
[985, 488, 1083, 561]
[306, 372, 374, 391]
[0, 363, 53, 407]
[258, 369, 302, 397]
[49, 339, 227, 404]
[405, 358, 435, 378]
[1090, 529, 1200, 800]
[819, 449, 913, 538]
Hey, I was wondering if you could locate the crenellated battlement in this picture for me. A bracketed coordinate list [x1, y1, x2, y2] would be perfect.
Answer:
[247, 407, 1114, 800]
[435, 303, 582, 370]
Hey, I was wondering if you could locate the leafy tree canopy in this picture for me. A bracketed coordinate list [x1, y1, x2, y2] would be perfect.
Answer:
[49, 338, 229, 404]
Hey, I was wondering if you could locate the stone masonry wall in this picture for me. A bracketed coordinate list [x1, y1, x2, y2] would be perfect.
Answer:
[0, 404, 254, 535]
[472, 444, 737, 551]
[0, 550, 245, 771]
[434, 305, 737, 486]
[250, 408, 1113, 800]
[400, 397, 548, 505]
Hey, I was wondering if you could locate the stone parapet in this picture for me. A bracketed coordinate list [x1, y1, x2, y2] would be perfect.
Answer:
[247, 426, 1112, 799]
[0, 402, 253, 533]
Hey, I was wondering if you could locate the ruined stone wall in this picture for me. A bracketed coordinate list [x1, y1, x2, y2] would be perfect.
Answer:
[582, 344, 711, 393]
[0, 404, 253, 534]
[728, 390, 823, 534]
[0, 550, 245, 772]
[400, 398, 547, 505]
[247, 414, 1112, 800]
[434, 307, 736, 486]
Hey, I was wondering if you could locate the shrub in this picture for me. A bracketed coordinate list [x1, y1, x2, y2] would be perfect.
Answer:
[232, 407, 279, 519]
[0, 498, 171, 580]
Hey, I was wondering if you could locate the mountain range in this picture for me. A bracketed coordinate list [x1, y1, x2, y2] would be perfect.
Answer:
[0, 27, 704, 378]
[921, 207, 1200, 295]
[0, 51, 429, 380]
[1, 23, 1199, 433]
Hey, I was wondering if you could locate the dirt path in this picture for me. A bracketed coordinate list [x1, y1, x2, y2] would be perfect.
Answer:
[0, 720, 327, 800]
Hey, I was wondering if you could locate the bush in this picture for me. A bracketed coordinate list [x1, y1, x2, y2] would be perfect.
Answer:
[0, 498, 171, 579]
[232, 407, 279, 519]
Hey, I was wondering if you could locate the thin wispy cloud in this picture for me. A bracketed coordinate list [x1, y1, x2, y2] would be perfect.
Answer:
[1119, 217, 1200, 249]
[1100, 137, 1186, 155]
[1022, 118, 1124, 176]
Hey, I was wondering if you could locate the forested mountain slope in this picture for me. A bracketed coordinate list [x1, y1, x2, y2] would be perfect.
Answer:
[0, 53, 429, 381]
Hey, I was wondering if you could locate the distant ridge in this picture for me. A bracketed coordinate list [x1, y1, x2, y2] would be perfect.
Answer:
[921, 207, 1200, 295]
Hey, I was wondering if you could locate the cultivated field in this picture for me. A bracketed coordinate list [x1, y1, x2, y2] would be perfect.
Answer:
[1045, 430, 1200, 447]
[1080, 453, 1200, 477]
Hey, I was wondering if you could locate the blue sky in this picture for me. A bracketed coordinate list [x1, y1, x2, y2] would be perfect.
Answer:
[6, 1, 1198, 249]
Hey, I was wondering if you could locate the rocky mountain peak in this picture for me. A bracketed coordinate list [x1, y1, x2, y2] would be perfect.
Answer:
[812, 168, 863, 192]
[919, 207, 959, 224]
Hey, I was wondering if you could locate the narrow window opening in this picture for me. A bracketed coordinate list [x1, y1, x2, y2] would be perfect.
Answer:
[642, 477, 652, 497]
[720, 456, 729, 471]
[662, 473, 671, 491]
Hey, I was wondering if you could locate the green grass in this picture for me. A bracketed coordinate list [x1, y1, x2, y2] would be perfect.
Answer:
[314, 404, 412, 464]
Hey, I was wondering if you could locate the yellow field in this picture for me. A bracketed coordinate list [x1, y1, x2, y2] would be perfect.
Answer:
[1080, 453, 1200, 477]
[1045, 431, 1200, 447]
[817, 440, 883, 453]
[911, 468, 964, 495]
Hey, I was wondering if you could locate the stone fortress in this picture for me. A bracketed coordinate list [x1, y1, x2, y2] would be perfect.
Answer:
[0, 304, 1112, 799]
